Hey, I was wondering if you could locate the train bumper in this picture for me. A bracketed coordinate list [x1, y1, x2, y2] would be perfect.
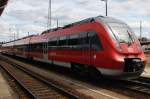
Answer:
[97, 58, 145, 79]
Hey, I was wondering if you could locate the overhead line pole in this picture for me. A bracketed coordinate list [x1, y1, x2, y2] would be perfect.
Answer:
[101, 0, 108, 16]
[49, 0, 52, 29]
[140, 21, 142, 40]
[47, 0, 52, 30]
[17, 28, 19, 39]
[28, 32, 29, 36]
[57, 18, 59, 28]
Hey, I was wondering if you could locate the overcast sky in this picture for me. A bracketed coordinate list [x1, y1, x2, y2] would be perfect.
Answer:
[0, 0, 150, 42]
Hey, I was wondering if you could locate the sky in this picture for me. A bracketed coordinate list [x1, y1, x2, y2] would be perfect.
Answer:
[0, 0, 150, 42]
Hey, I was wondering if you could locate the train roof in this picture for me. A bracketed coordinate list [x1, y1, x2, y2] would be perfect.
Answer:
[3, 35, 36, 44]
[30, 35, 47, 44]
[41, 15, 124, 34]
[3, 16, 125, 46]
[41, 16, 102, 34]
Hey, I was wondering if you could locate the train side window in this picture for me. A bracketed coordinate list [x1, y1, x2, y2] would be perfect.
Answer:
[58, 36, 68, 50]
[48, 38, 58, 50]
[88, 31, 102, 51]
[64, 35, 70, 50]
[66, 36, 69, 46]
[68, 34, 79, 46]
[58, 36, 66, 46]
[25, 45, 28, 51]
[48, 38, 57, 46]
[37, 43, 43, 52]
[68, 34, 81, 50]
[48, 38, 52, 46]
[29, 44, 33, 52]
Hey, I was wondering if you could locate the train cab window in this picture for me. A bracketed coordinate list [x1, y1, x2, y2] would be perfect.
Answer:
[88, 31, 102, 51]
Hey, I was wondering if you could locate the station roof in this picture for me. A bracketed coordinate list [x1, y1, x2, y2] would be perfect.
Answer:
[0, 0, 8, 16]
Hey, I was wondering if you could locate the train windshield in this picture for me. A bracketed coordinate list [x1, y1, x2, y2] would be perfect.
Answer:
[99, 17, 137, 44]
[108, 22, 136, 44]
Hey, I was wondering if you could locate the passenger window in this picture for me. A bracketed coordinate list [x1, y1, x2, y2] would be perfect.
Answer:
[79, 32, 89, 50]
[48, 38, 58, 50]
[59, 36, 67, 46]
[80, 33, 88, 44]
[68, 34, 79, 46]
[48, 38, 57, 46]
[46, 31, 102, 51]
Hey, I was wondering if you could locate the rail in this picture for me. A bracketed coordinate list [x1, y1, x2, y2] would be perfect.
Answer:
[0, 56, 92, 99]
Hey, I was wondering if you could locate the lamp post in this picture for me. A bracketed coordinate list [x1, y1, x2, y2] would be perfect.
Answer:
[56, 18, 59, 28]
[101, 0, 108, 16]
[47, 0, 52, 30]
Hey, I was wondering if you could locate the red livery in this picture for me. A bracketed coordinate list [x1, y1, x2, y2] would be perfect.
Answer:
[2, 16, 146, 79]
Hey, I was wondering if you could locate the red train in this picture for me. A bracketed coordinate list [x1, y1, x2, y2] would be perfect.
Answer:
[2, 16, 146, 79]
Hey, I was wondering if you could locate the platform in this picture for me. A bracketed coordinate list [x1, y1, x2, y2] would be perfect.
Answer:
[142, 67, 150, 77]
[142, 54, 150, 77]
[0, 71, 17, 99]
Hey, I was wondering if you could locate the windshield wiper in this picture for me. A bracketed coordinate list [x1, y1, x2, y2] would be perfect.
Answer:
[127, 30, 134, 46]
[127, 30, 134, 42]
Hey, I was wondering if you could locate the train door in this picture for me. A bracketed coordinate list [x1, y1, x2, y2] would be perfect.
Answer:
[23, 45, 26, 57]
[88, 31, 95, 65]
[88, 30, 102, 66]
[79, 33, 85, 64]
[28, 38, 32, 58]
[27, 43, 31, 58]
[85, 30, 99, 66]
[80, 32, 92, 65]
[43, 42, 48, 61]
[87, 31, 93, 65]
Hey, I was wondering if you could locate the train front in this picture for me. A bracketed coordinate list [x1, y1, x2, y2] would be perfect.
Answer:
[96, 17, 146, 79]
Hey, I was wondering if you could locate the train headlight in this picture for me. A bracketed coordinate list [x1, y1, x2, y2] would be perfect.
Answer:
[94, 55, 96, 59]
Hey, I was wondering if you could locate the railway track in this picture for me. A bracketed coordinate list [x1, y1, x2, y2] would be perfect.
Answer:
[100, 77, 150, 96]
[122, 77, 150, 95]
[0, 61, 78, 99]
[0, 57, 93, 99]
[1, 54, 150, 98]
[1, 55, 131, 99]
